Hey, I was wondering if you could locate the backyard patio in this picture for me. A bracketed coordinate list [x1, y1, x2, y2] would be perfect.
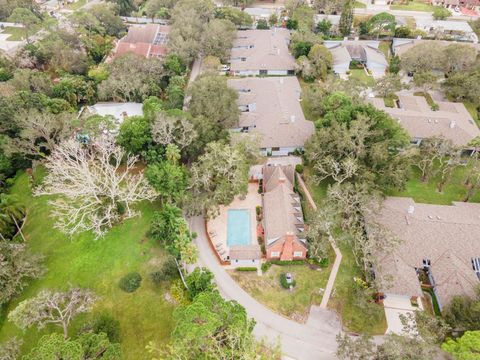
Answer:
[206, 182, 262, 265]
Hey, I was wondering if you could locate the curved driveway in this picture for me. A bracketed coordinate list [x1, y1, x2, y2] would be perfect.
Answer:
[189, 216, 341, 360]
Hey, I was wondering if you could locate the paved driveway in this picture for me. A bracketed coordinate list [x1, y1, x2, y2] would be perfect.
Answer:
[189, 216, 341, 360]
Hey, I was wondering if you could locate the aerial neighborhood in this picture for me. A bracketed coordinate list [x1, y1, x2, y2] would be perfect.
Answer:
[1, 0, 480, 359]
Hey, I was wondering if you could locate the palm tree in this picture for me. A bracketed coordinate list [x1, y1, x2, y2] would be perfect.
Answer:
[0, 194, 26, 242]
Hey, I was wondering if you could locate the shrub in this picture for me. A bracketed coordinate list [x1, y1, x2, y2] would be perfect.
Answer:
[257, 19, 269, 30]
[308, 258, 329, 268]
[236, 267, 257, 272]
[269, 260, 305, 266]
[169, 279, 190, 306]
[295, 164, 303, 173]
[150, 257, 178, 284]
[91, 313, 121, 343]
[261, 262, 272, 273]
[255, 205, 262, 216]
[118, 272, 142, 293]
[279, 273, 296, 289]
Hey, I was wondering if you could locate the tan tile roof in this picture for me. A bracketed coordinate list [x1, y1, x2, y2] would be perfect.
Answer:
[111, 24, 170, 60]
[369, 94, 480, 146]
[374, 197, 480, 307]
[229, 29, 295, 72]
[227, 77, 315, 149]
[229, 245, 262, 260]
[262, 166, 306, 252]
[263, 165, 295, 192]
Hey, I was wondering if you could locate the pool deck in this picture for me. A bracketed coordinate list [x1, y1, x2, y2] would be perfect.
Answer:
[207, 183, 262, 262]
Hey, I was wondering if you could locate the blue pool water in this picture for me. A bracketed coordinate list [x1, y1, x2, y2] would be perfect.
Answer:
[227, 209, 251, 246]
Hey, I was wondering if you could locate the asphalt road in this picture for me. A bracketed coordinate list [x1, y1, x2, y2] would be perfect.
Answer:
[189, 216, 341, 360]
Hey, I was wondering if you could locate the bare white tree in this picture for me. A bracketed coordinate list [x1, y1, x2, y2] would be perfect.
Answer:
[313, 156, 359, 185]
[8, 288, 97, 338]
[35, 139, 157, 238]
[151, 113, 197, 150]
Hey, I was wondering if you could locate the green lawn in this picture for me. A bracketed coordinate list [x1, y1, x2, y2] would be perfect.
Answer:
[354, 0, 367, 8]
[349, 68, 375, 87]
[328, 243, 387, 335]
[0, 172, 176, 359]
[464, 102, 479, 127]
[229, 263, 332, 322]
[65, 0, 86, 10]
[386, 165, 480, 205]
[379, 41, 391, 60]
[390, 0, 435, 12]
[1, 27, 27, 41]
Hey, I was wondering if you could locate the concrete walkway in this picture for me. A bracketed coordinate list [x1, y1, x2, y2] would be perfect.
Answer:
[295, 174, 343, 310]
[189, 215, 341, 360]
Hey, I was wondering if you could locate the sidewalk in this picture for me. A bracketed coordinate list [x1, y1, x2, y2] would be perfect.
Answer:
[295, 173, 343, 310]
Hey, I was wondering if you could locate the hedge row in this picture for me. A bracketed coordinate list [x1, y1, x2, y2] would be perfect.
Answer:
[235, 267, 257, 272]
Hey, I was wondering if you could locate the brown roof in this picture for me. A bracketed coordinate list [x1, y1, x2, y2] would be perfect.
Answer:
[230, 29, 295, 72]
[229, 246, 262, 260]
[373, 197, 480, 307]
[228, 77, 315, 149]
[369, 94, 480, 146]
[263, 165, 295, 193]
[262, 166, 307, 252]
[111, 24, 170, 60]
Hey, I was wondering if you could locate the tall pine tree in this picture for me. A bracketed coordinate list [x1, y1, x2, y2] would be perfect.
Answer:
[339, 0, 353, 37]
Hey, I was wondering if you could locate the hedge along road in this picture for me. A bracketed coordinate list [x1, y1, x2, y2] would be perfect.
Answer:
[188, 215, 341, 360]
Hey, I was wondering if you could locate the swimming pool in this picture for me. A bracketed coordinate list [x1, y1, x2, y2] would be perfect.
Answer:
[227, 209, 251, 247]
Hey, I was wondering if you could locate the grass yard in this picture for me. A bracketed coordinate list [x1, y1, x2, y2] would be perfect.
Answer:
[354, 0, 367, 8]
[1, 27, 27, 41]
[390, 0, 435, 12]
[229, 263, 332, 322]
[65, 0, 86, 10]
[328, 243, 387, 335]
[349, 68, 375, 87]
[0, 172, 176, 359]
[386, 165, 480, 205]
[464, 101, 479, 127]
[379, 41, 391, 60]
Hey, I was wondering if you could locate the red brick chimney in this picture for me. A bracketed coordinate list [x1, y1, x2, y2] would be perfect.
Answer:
[280, 233, 294, 261]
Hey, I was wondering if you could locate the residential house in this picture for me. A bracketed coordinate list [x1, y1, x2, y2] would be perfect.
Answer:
[430, 0, 480, 11]
[229, 28, 296, 76]
[228, 76, 315, 156]
[392, 38, 480, 57]
[83, 102, 143, 134]
[109, 24, 170, 61]
[414, 18, 478, 43]
[243, 7, 279, 23]
[369, 93, 480, 147]
[262, 165, 307, 261]
[372, 197, 480, 311]
[324, 39, 388, 78]
[314, 14, 341, 33]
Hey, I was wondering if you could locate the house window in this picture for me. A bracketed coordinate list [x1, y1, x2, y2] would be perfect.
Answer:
[271, 251, 280, 257]
[472, 258, 480, 280]
[287, 70, 295, 75]
[423, 259, 431, 267]
[271, 147, 280, 151]
[259, 69, 268, 75]
[241, 57, 247, 61]
[293, 251, 303, 257]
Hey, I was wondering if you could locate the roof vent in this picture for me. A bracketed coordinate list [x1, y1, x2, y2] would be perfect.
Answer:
[290, 115, 296, 123]
[436, 215, 441, 220]
[450, 121, 456, 129]
[434, 119, 438, 124]
[407, 205, 415, 214]
[428, 119, 432, 123]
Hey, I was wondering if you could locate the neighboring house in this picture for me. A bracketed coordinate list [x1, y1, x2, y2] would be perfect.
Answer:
[262, 165, 307, 261]
[228, 76, 315, 156]
[313, 14, 341, 32]
[243, 7, 279, 22]
[372, 197, 480, 311]
[414, 18, 478, 43]
[392, 38, 480, 57]
[430, 0, 480, 10]
[369, 94, 480, 147]
[229, 28, 296, 76]
[84, 102, 143, 129]
[108, 24, 170, 61]
[324, 39, 388, 78]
